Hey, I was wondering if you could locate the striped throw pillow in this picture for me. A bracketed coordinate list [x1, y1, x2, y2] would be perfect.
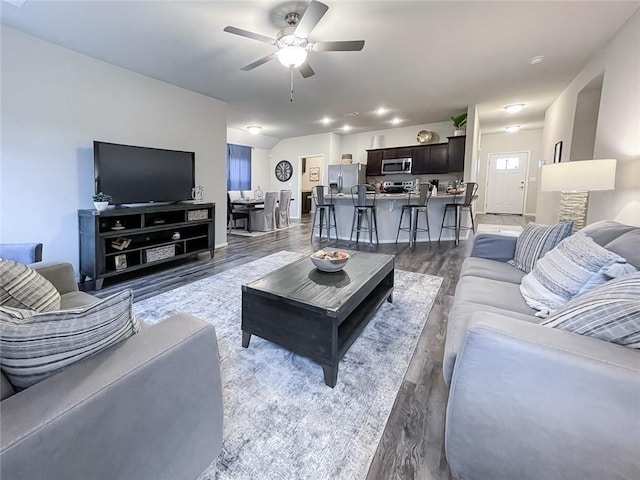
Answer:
[0, 289, 140, 390]
[0, 259, 61, 312]
[508, 222, 573, 273]
[542, 272, 640, 348]
[520, 233, 636, 317]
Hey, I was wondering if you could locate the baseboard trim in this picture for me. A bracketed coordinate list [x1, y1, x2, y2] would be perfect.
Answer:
[215, 242, 229, 249]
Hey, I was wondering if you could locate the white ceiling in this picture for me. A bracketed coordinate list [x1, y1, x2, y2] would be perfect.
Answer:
[1, 1, 638, 140]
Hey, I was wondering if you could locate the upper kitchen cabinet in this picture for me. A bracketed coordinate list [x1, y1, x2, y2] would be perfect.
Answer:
[412, 144, 448, 174]
[367, 137, 465, 175]
[447, 135, 466, 172]
[366, 150, 383, 176]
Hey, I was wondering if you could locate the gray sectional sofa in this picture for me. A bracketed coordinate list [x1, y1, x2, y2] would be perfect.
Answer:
[0, 261, 224, 479]
[443, 221, 640, 480]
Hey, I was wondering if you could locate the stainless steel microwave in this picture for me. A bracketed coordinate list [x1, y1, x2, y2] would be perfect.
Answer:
[381, 158, 412, 175]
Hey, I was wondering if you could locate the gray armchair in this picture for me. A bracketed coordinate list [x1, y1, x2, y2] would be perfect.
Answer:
[0, 261, 224, 479]
[0, 243, 43, 264]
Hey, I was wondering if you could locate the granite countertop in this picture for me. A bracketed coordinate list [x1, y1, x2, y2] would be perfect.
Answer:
[331, 192, 460, 200]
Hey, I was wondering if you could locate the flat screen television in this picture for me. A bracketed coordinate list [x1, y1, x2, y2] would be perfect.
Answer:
[94, 141, 195, 205]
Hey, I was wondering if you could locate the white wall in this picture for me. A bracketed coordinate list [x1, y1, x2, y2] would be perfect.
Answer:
[301, 155, 324, 191]
[464, 104, 479, 182]
[569, 81, 602, 161]
[251, 148, 271, 193]
[478, 129, 543, 215]
[0, 26, 228, 271]
[537, 10, 640, 226]
[269, 133, 335, 218]
[588, 10, 640, 226]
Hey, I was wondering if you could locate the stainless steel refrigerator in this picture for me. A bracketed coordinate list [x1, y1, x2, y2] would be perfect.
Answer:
[327, 163, 366, 194]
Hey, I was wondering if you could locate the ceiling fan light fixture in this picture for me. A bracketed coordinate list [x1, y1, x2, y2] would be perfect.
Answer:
[277, 46, 308, 67]
[246, 125, 262, 135]
[504, 103, 525, 113]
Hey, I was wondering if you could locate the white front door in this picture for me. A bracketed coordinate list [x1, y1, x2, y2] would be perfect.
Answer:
[485, 152, 528, 214]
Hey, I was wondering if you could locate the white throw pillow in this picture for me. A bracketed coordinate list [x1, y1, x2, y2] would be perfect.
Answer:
[520, 232, 636, 317]
[0, 290, 140, 390]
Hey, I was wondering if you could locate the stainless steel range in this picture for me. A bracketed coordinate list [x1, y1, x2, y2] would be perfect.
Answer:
[382, 181, 415, 194]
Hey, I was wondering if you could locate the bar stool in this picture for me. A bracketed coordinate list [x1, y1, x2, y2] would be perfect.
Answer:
[310, 185, 337, 243]
[438, 182, 478, 246]
[349, 184, 379, 247]
[395, 183, 432, 248]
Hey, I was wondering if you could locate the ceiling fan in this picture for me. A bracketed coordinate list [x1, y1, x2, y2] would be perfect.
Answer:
[223, 0, 365, 80]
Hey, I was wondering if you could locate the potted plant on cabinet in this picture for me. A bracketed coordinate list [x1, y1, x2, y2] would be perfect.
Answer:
[92, 192, 112, 211]
[451, 113, 468, 136]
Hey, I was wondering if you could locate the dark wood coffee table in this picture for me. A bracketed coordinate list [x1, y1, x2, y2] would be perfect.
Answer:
[241, 251, 394, 387]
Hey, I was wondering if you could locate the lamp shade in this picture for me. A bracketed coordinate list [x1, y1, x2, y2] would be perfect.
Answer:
[541, 159, 617, 192]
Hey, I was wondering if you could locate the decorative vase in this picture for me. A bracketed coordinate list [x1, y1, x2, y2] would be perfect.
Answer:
[94, 201, 109, 211]
[454, 129, 466, 137]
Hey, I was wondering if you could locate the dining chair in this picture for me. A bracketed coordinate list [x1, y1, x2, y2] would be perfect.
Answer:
[249, 192, 278, 231]
[275, 190, 292, 228]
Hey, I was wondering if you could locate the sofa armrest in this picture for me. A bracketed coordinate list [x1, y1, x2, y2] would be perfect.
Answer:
[469, 233, 517, 262]
[0, 243, 43, 264]
[446, 312, 640, 480]
[30, 261, 79, 294]
[0, 314, 223, 480]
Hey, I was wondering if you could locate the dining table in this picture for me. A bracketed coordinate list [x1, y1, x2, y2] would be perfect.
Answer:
[230, 198, 264, 233]
[231, 197, 295, 233]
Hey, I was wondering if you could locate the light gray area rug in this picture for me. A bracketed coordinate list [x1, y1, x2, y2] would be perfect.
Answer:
[133, 251, 443, 480]
[227, 222, 301, 237]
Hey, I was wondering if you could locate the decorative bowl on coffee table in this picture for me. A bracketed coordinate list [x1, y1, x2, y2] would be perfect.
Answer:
[310, 250, 350, 272]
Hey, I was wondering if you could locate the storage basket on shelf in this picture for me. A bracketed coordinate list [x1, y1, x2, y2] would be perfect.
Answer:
[187, 209, 208, 221]
[144, 244, 175, 263]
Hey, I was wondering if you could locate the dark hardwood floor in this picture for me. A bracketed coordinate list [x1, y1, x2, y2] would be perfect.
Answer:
[88, 212, 529, 480]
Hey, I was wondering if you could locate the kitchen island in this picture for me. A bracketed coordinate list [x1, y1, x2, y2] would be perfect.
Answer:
[314, 192, 473, 244]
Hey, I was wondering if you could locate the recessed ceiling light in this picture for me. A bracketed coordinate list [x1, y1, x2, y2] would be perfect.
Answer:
[390, 117, 402, 125]
[505, 125, 521, 133]
[376, 107, 388, 115]
[529, 56, 544, 65]
[246, 125, 262, 135]
[504, 104, 525, 113]
[342, 125, 352, 132]
[321, 117, 332, 125]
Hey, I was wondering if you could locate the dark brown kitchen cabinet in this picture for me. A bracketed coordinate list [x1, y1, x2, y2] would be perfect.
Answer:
[412, 144, 448, 174]
[447, 135, 466, 172]
[429, 143, 449, 173]
[366, 150, 383, 175]
[411, 145, 430, 174]
[367, 137, 465, 176]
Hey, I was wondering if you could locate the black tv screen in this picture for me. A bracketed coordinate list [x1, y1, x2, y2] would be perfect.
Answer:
[94, 141, 195, 205]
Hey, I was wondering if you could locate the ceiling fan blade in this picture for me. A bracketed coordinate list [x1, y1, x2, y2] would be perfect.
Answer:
[294, 0, 329, 38]
[299, 62, 315, 78]
[313, 40, 365, 52]
[241, 54, 276, 71]
[223, 26, 276, 45]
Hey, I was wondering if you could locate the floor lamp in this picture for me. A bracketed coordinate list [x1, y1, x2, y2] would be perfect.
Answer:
[541, 159, 617, 232]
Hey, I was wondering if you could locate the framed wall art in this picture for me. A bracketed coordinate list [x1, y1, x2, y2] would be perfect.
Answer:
[309, 166, 320, 182]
